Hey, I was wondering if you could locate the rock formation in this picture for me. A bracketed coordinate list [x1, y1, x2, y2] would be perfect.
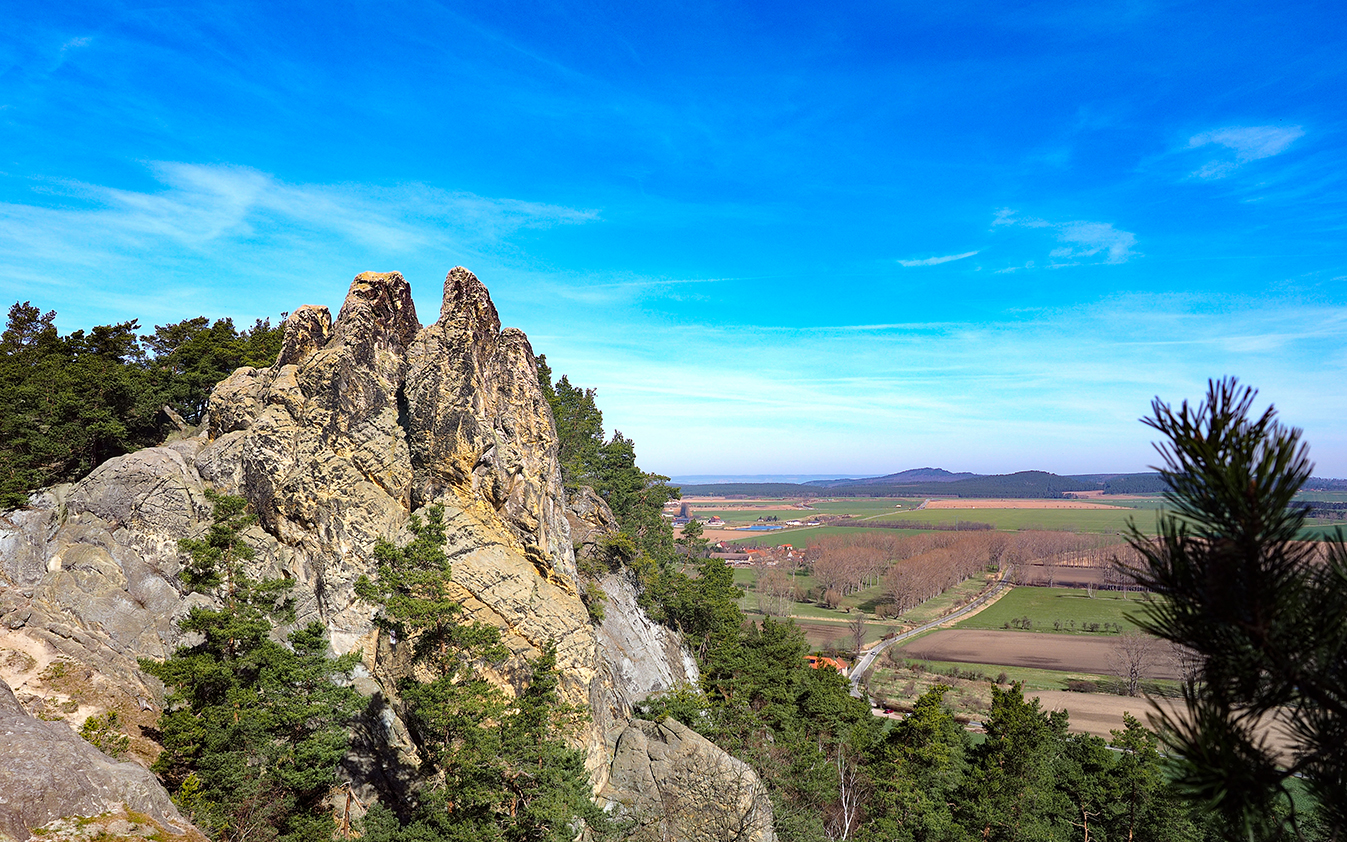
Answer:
[0, 682, 191, 842]
[0, 268, 772, 840]
[602, 718, 776, 842]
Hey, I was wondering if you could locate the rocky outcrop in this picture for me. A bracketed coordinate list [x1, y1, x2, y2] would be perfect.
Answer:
[405, 267, 575, 576]
[569, 487, 697, 707]
[0, 267, 769, 839]
[566, 486, 620, 563]
[0, 682, 190, 842]
[596, 571, 698, 709]
[603, 718, 776, 842]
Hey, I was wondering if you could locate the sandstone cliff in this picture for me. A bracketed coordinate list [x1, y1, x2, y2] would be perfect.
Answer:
[0, 268, 768, 840]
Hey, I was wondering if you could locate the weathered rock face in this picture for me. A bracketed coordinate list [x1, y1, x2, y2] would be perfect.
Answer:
[602, 718, 776, 842]
[597, 571, 699, 709]
[0, 267, 770, 839]
[569, 486, 698, 708]
[405, 267, 575, 574]
[0, 682, 191, 842]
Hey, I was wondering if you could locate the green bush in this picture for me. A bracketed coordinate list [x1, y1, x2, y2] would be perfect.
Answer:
[79, 711, 130, 759]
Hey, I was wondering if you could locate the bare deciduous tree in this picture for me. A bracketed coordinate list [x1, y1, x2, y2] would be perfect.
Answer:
[824, 745, 867, 841]
[848, 611, 866, 657]
[1110, 632, 1162, 696]
[756, 567, 793, 618]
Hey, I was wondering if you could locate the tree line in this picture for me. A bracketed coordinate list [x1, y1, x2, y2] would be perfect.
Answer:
[795, 531, 1138, 616]
[0, 301, 283, 508]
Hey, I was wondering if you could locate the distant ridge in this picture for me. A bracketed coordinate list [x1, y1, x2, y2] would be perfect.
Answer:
[679, 469, 1116, 499]
[804, 467, 980, 487]
[675, 470, 1347, 499]
[669, 474, 855, 485]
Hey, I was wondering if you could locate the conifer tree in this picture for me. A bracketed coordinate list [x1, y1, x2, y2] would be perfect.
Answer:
[1127, 378, 1347, 837]
[142, 491, 360, 842]
[356, 507, 611, 842]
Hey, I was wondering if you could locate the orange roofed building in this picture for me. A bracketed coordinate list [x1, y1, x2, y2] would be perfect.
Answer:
[805, 655, 850, 675]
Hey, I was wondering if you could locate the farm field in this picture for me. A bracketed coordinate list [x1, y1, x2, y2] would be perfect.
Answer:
[701, 492, 1330, 541]
[683, 497, 921, 516]
[874, 506, 1144, 533]
[925, 498, 1135, 510]
[953, 586, 1151, 634]
[872, 656, 1122, 696]
[1294, 490, 1347, 502]
[1296, 521, 1347, 539]
[895, 629, 1182, 680]
[865, 655, 1180, 736]
[1029, 691, 1182, 742]
[687, 497, 924, 543]
[1089, 497, 1166, 510]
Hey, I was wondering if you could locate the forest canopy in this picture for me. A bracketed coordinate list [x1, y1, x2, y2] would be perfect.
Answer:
[0, 301, 283, 508]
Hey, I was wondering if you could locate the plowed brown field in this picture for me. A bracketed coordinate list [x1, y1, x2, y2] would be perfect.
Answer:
[896, 629, 1183, 680]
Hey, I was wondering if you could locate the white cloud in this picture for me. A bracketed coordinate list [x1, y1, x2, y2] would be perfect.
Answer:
[0, 162, 601, 327]
[1187, 125, 1304, 179]
[992, 210, 1138, 267]
[51, 36, 93, 72]
[1050, 221, 1136, 265]
[897, 250, 978, 267]
[0, 162, 597, 262]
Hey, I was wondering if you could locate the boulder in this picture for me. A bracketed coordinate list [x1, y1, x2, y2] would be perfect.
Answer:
[0, 682, 190, 841]
[603, 717, 776, 842]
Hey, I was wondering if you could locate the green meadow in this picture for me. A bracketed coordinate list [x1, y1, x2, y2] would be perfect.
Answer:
[953, 586, 1152, 634]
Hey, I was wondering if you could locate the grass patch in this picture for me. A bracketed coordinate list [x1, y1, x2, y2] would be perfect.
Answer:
[867, 656, 1180, 718]
[953, 586, 1153, 634]
[877, 657, 1114, 693]
[1296, 522, 1347, 540]
[730, 524, 942, 546]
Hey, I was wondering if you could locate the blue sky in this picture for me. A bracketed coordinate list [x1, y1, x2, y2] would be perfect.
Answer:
[3, 1, 1346, 477]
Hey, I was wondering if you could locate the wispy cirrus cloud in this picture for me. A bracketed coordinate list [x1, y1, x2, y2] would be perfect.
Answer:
[0, 162, 599, 325]
[1187, 124, 1305, 179]
[897, 250, 978, 267]
[992, 209, 1138, 268]
[540, 292, 1347, 475]
[0, 162, 596, 261]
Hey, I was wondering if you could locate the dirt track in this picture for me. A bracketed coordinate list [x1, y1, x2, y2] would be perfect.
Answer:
[896, 629, 1182, 680]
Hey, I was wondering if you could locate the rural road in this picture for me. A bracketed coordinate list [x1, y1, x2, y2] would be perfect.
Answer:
[849, 566, 1013, 699]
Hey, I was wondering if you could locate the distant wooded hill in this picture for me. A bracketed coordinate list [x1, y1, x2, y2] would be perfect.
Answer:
[679, 469, 1164, 498]
[678, 468, 1347, 499]
[803, 467, 979, 487]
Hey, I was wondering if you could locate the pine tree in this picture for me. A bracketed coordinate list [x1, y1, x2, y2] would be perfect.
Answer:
[356, 507, 611, 842]
[142, 492, 360, 842]
[1127, 378, 1347, 837]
